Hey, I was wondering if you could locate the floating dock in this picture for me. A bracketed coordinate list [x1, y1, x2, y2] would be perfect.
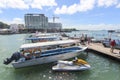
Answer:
[87, 43, 120, 61]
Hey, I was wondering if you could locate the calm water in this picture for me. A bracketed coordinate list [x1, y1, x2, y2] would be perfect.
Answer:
[0, 31, 120, 80]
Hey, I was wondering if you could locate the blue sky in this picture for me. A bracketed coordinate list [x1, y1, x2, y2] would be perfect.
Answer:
[0, 0, 120, 30]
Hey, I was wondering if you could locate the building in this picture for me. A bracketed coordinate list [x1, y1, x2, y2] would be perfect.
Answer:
[24, 13, 62, 32]
[10, 24, 19, 33]
[10, 24, 25, 33]
[24, 14, 48, 30]
[48, 23, 62, 30]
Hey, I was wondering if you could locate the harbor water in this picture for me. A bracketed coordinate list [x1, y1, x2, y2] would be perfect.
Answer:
[0, 31, 120, 80]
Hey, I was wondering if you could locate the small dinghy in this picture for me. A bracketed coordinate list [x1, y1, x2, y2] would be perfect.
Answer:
[52, 58, 91, 71]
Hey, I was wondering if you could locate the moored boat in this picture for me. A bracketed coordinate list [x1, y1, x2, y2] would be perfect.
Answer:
[26, 33, 62, 43]
[3, 40, 87, 68]
[25, 36, 60, 43]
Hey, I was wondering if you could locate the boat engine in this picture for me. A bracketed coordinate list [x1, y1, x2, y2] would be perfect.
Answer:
[3, 52, 21, 65]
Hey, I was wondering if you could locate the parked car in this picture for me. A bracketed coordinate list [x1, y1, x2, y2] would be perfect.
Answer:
[102, 39, 120, 49]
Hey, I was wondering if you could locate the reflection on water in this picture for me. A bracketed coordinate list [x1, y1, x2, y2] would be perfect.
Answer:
[0, 32, 120, 80]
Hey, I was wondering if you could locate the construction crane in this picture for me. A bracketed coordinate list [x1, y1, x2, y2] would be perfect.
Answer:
[52, 15, 59, 23]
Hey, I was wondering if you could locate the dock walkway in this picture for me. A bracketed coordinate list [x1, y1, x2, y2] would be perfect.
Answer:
[87, 43, 120, 61]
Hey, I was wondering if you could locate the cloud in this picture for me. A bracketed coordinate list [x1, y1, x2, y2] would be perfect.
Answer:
[54, 0, 96, 14]
[116, 3, 120, 8]
[55, 4, 78, 15]
[0, 10, 2, 13]
[31, 0, 57, 9]
[97, 0, 118, 7]
[0, 1, 6, 8]
[11, 18, 24, 24]
[0, 0, 29, 9]
[54, 0, 120, 15]
[78, 0, 95, 12]
[0, 0, 57, 10]
[0, 18, 24, 24]
[64, 24, 120, 30]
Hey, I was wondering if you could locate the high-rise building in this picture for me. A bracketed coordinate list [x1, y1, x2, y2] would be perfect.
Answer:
[24, 14, 48, 29]
[24, 13, 62, 31]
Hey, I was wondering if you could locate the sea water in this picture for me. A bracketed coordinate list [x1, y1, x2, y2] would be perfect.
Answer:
[0, 30, 120, 80]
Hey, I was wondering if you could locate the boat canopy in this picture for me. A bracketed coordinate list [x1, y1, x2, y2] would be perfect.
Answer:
[20, 40, 79, 49]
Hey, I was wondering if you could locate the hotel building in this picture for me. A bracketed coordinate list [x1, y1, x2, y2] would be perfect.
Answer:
[24, 14, 62, 31]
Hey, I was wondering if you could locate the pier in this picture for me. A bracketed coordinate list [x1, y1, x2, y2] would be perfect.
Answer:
[87, 43, 120, 61]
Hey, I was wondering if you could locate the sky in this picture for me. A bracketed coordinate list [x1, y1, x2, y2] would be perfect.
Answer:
[0, 0, 120, 30]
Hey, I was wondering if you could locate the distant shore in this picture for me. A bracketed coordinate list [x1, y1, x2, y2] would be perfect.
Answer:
[0, 28, 78, 35]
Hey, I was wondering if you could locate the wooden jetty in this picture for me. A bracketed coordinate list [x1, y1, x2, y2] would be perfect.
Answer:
[87, 43, 120, 61]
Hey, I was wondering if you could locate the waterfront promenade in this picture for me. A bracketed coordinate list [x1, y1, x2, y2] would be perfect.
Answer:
[88, 43, 120, 61]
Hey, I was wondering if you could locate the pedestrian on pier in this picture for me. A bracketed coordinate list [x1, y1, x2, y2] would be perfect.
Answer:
[84, 34, 88, 44]
[81, 34, 85, 45]
[87, 37, 91, 45]
[110, 40, 116, 53]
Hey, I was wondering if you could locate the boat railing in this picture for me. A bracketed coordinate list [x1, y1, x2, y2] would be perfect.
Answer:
[22, 46, 82, 60]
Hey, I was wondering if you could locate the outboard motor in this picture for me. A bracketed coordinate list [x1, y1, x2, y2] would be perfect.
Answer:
[3, 52, 21, 65]
[3, 58, 12, 65]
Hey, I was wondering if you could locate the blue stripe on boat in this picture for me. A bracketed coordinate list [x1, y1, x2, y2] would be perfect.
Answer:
[38, 47, 81, 57]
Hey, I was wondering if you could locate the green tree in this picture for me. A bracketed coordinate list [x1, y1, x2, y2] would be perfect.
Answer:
[0, 22, 9, 29]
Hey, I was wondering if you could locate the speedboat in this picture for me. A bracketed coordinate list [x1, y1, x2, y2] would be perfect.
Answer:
[3, 40, 87, 68]
[52, 58, 91, 71]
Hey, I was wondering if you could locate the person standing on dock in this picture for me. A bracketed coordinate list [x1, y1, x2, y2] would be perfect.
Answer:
[110, 40, 116, 53]
[84, 34, 88, 44]
[87, 37, 91, 45]
[80, 34, 85, 45]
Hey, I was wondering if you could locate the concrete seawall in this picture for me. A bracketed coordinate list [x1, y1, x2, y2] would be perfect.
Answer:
[87, 43, 120, 61]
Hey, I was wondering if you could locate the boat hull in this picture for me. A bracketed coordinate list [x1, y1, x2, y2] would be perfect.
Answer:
[12, 47, 87, 68]
[52, 60, 91, 71]
[52, 64, 91, 71]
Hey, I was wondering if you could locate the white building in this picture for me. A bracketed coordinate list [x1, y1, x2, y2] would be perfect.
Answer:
[10, 24, 25, 33]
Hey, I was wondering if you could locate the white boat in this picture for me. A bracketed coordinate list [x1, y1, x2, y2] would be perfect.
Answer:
[26, 33, 68, 43]
[25, 36, 60, 43]
[26, 33, 63, 43]
[52, 58, 91, 71]
[3, 40, 87, 68]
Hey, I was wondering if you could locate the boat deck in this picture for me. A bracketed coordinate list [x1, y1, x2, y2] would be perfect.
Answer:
[87, 43, 120, 61]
